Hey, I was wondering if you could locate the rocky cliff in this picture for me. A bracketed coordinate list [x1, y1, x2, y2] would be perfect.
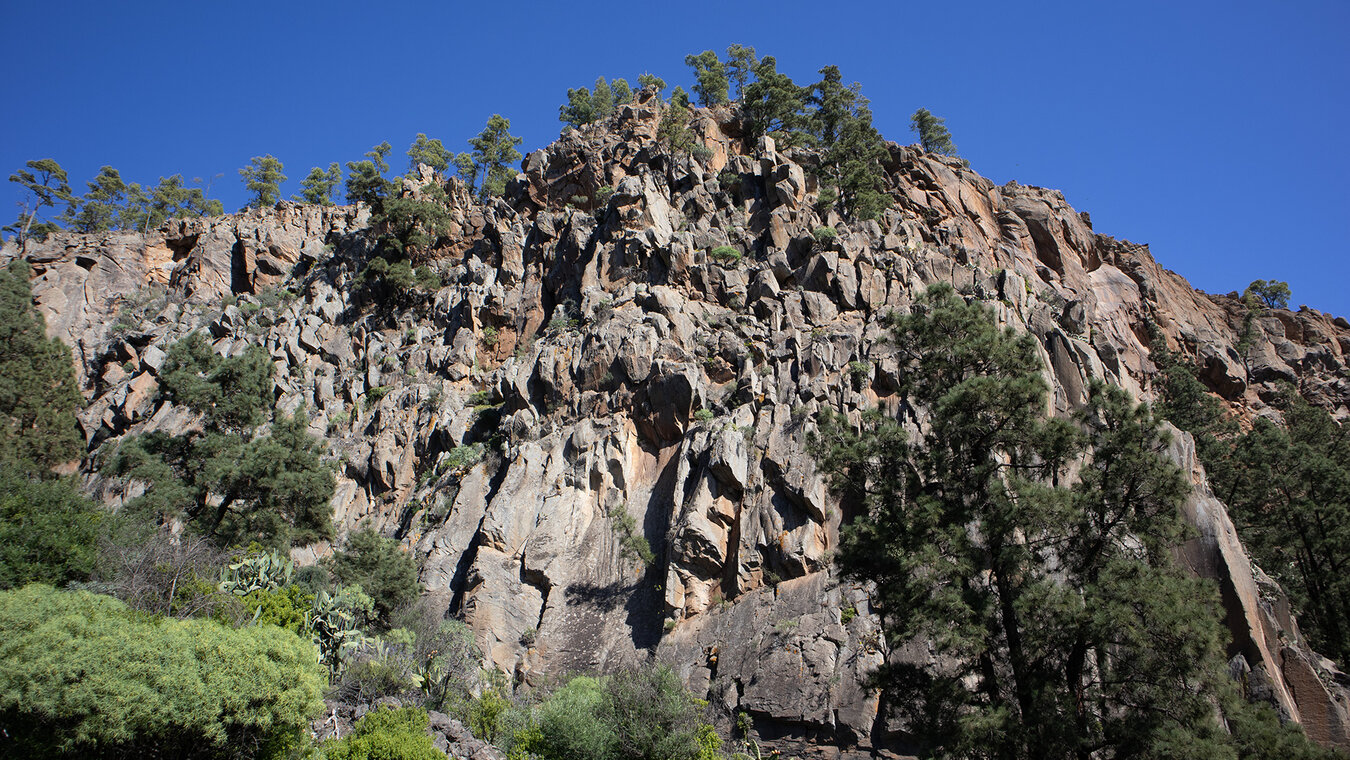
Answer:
[11, 91, 1350, 756]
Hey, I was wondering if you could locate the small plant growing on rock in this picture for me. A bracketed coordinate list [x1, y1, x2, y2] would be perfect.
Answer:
[519, 627, 537, 647]
[813, 226, 838, 245]
[365, 386, 389, 409]
[594, 185, 614, 206]
[694, 408, 714, 422]
[718, 171, 740, 191]
[608, 506, 655, 567]
[327, 408, 350, 434]
[710, 246, 741, 266]
[847, 360, 871, 379]
[443, 443, 484, 475]
[481, 325, 499, 348]
[840, 606, 856, 625]
[467, 389, 491, 407]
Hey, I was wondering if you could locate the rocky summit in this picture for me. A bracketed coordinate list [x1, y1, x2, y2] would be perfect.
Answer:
[10, 90, 1350, 757]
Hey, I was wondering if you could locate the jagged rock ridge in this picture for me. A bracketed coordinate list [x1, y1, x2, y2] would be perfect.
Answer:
[11, 91, 1350, 755]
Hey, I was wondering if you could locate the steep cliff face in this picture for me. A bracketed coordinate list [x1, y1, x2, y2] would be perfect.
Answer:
[11, 93, 1350, 755]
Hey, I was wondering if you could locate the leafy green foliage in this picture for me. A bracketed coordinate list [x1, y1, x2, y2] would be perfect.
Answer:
[406, 133, 451, 174]
[490, 665, 719, 760]
[724, 44, 758, 101]
[813, 225, 838, 244]
[0, 584, 324, 758]
[124, 174, 224, 232]
[0, 466, 100, 589]
[326, 528, 420, 628]
[608, 506, 655, 567]
[466, 114, 523, 200]
[1243, 278, 1292, 309]
[741, 56, 809, 145]
[815, 284, 1249, 758]
[560, 76, 636, 129]
[389, 598, 481, 711]
[684, 50, 728, 107]
[63, 165, 128, 232]
[1205, 389, 1350, 665]
[345, 142, 394, 205]
[113, 334, 333, 548]
[158, 331, 275, 431]
[0, 261, 83, 474]
[370, 185, 454, 263]
[810, 66, 890, 220]
[322, 706, 443, 760]
[657, 99, 703, 158]
[239, 154, 286, 208]
[296, 163, 341, 205]
[709, 245, 741, 266]
[638, 73, 667, 94]
[910, 107, 959, 156]
[4, 158, 73, 245]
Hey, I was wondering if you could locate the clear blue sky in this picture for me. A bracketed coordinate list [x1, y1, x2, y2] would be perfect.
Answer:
[3, 0, 1347, 315]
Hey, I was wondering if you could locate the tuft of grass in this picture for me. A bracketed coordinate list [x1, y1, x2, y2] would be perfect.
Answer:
[813, 226, 838, 244]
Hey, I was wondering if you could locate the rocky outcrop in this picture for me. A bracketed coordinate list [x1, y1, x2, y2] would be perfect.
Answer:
[9, 96, 1349, 755]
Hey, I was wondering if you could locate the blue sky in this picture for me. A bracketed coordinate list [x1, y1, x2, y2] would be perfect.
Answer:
[3, 0, 1347, 315]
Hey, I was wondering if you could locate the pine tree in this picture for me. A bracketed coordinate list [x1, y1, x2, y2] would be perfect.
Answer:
[345, 142, 393, 205]
[0, 260, 83, 475]
[741, 56, 809, 145]
[637, 73, 667, 99]
[239, 154, 286, 208]
[4, 159, 74, 246]
[592, 77, 616, 120]
[467, 115, 522, 200]
[64, 166, 128, 233]
[407, 133, 451, 174]
[296, 163, 341, 205]
[123, 175, 223, 231]
[724, 44, 758, 101]
[806, 66, 891, 220]
[611, 77, 634, 106]
[684, 50, 728, 106]
[911, 107, 959, 156]
[559, 85, 596, 129]
[1243, 279, 1291, 309]
[1208, 390, 1350, 665]
[815, 284, 1249, 759]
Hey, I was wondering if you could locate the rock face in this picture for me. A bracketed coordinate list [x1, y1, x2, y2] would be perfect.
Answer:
[8, 98, 1349, 755]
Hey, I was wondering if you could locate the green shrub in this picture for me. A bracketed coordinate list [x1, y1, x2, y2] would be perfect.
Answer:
[609, 507, 655, 567]
[717, 171, 740, 191]
[443, 443, 485, 475]
[694, 408, 714, 422]
[847, 360, 871, 379]
[709, 246, 741, 266]
[594, 185, 615, 206]
[0, 466, 100, 589]
[323, 706, 442, 760]
[333, 640, 421, 703]
[812, 226, 838, 244]
[467, 389, 492, 406]
[0, 584, 324, 758]
[365, 385, 389, 409]
[506, 666, 721, 760]
[326, 529, 420, 629]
